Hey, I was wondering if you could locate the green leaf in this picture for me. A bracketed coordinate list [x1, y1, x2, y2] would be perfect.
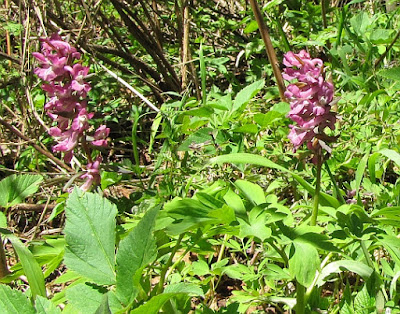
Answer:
[66, 283, 106, 313]
[350, 11, 371, 36]
[178, 127, 223, 151]
[130, 293, 187, 314]
[316, 260, 373, 287]
[1, 229, 46, 299]
[64, 189, 117, 285]
[191, 259, 210, 277]
[231, 124, 258, 134]
[0, 174, 43, 208]
[378, 235, 400, 265]
[244, 20, 258, 33]
[234, 180, 265, 205]
[100, 172, 122, 190]
[378, 67, 400, 81]
[368, 152, 380, 184]
[116, 205, 160, 305]
[254, 111, 282, 127]
[369, 29, 394, 44]
[165, 198, 218, 234]
[164, 283, 204, 297]
[35, 296, 61, 314]
[355, 152, 369, 199]
[379, 149, 400, 167]
[354, 284, 374, 313]
[0, 212, 6, 228]
[149, 112, 163, 154]
[289, 241, 320, 287]
[210, 153, 340, 208]
[238, 206, 272, 241]
[232, 79, 265, 112]
[94, 294, 112, 314]
[0, 284, 35, 314]
[223, 189, 246, 216]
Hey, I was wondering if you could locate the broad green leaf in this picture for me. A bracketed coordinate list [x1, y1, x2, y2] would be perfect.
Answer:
[165, 198, 218, 234]
[238, 215, 271, 242]
[210, 153, 340, 208]
[223, 189, 246, 216]
[254, 111, 282, 127]
[35, 296, 61, 314]
[378, 67, 400, 81]
[0, 174, 43, 208]
[164, 283, 204, 297]
[66, 283, 105, 313]
[195, 192, 225, 209]
[379, 149, 400, 167]
[0, 284, 35, 314]
[116, 205, 160, 305]
[130, 293, 187, 314]
[350, 11, 371, 36]
[369, 29, 394, 44]
[354, 285, 374, 314]
[234, 180, 265, 205]
[289, 241, 320, 287]
[64, 189, 117, 285]
[378, 235, 400, 265]
[316, 260, 373, 287]
[232, 124, 258, 134]
[232, 79, 265, 112]
[1, 229, 46, 299]
[191, 259, 210, 277]
[208, 205, 235, 224]
[244, 20, 258, 33]
[94, 294, 112, 314]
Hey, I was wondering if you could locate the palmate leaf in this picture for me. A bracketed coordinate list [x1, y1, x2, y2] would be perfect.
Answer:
[64, 189, 117, 285]
[116, 205, 160, 305]
[0, 174, 43, 208]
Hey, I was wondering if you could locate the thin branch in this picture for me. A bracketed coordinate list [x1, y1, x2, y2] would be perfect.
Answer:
[249, 0, 286, 101]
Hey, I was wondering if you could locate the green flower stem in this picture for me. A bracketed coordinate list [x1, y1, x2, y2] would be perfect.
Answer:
[311, 152, 323, 226]
[156, 233, 185, 294]
[296, 283, 306, 314]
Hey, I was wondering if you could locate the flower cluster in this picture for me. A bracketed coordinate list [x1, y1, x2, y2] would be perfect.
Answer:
[33, 34, 110, 191]
[283, 50, 337, 155]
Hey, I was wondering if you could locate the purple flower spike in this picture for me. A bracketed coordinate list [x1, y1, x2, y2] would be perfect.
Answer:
[283, 50, 337, 154]
[34, 34, 109, 191]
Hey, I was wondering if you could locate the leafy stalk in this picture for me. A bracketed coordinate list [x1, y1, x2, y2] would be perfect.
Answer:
[296, 283, 306, 314]
[311, 152, 323, 226]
